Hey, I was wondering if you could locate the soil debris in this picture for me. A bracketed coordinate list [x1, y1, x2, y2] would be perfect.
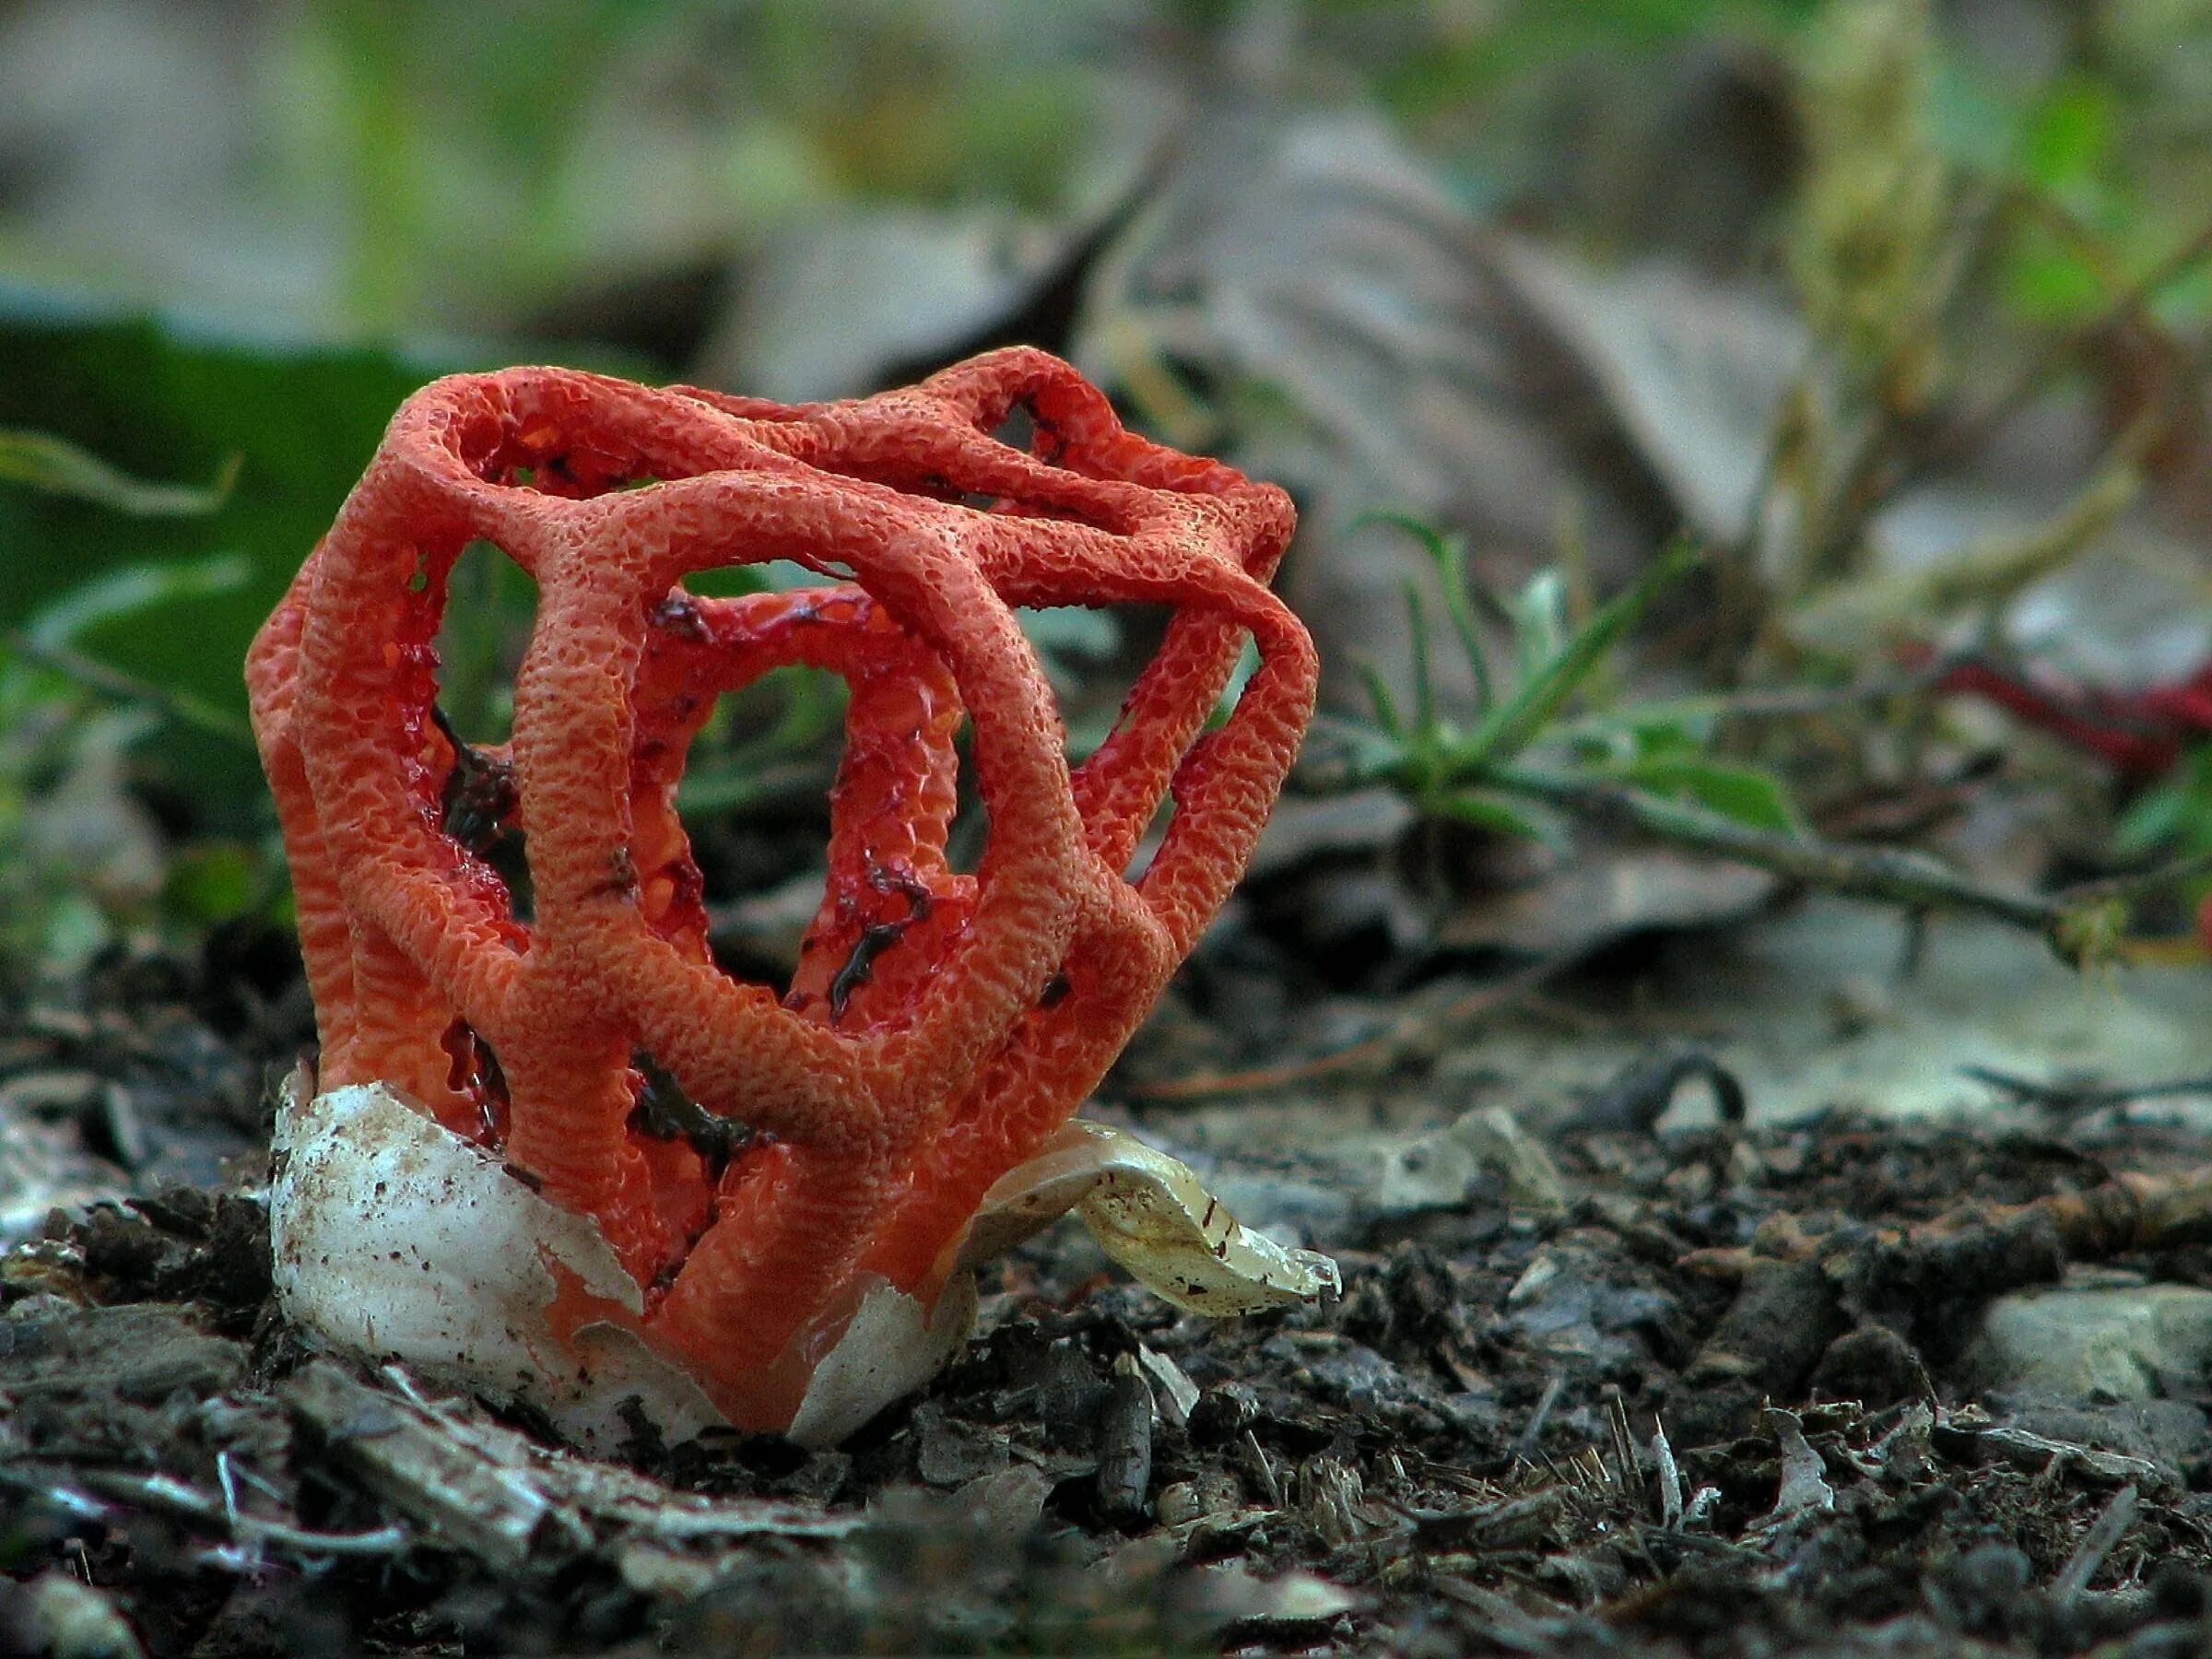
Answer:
[9, 948, 2212, 1653]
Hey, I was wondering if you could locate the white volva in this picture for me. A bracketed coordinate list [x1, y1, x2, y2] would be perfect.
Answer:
[269, 1073, 1338, 1450]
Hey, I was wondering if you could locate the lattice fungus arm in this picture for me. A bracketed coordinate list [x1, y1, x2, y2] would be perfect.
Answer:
[250, 350, 1317, 1433]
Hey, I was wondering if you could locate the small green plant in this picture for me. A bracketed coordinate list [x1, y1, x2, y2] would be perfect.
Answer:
[2118, 746, 2212, 867]
[1335, 517, 1804, 846]
[1322, 515, 2201, 968]
[0, 456, 271, 982]
[2112, 742, 2212, 932]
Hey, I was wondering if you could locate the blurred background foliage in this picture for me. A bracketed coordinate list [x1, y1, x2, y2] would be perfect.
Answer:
[5, 0, 2212, 988]
[13, 0, 2209, 337]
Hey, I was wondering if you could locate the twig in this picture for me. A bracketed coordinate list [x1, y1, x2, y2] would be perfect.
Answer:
[1512, 1372, 1565, 1469]
[1606, 1396, 1641, 1495]
[1125, 955, 1568, 1103]
[1652, 1418, 1684, 1529]
[2053, 849, 2212, 912]
[1241, 1429, 1282, 1508]
[1683, 1160, 2212, 1285]
[1495, 765, 2212, 964]
[1962, 1065, 2212, 1113]
[2053, 1483, 2137, 1602]
[1500, 765, 2045, 922]
[1730, 203, 2212, 629]
[3, 1464, 412, 1560]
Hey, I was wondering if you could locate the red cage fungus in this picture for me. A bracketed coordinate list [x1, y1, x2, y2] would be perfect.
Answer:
[246, 349, 1316, 1429]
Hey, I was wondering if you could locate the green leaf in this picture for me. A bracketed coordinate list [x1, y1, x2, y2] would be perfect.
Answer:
[1358, 658, 1406, 740]
[1354, 511, 1491, 708]
[1430, 788, 1569, 848]
[1458, 538, 1702, 772]
[0, 292, 496, 817]
[4, 552, 260, 746]
[2114, 746, 2212, 859]
[20, 552, 252, 652]
[163, 841, 261, 925]
[2018, 76, 2116, 197]
[0, 429, 239, 517]
[1403, 575, 1439, 738]
[1628, 724, 1700, 760]
[2114, 780, 2190, 857]
[1505, 568, 1568, 685]
[1615, 755, 1805, 835]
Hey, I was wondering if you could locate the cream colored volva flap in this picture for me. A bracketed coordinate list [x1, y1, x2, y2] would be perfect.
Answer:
[268, 1074, 725, 1453]
[269, 1075, 1338, 1450]
[964, 1120, 1342, 1314]
[781, 1273, 980, 1449]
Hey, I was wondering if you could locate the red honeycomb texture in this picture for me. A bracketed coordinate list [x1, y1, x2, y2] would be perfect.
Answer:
[246, 348, 1316, 1428]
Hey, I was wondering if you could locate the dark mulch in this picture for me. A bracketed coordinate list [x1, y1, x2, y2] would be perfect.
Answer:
[7, 938, 2212, 1657]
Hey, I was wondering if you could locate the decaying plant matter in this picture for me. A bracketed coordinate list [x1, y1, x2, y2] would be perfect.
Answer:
[246, 348, 1316, 1430]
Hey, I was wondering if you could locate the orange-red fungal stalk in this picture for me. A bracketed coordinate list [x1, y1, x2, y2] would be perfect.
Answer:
[246, 349, 1316, 1430]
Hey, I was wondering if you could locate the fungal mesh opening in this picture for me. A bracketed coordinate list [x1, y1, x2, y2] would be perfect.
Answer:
[940, 603, 1194, 885]
[628, 1047, 754, 1183]
[476, 394, 719, 499]
[1021, 603, 1147, 755]
[988, 405, 1037, 455]
[677, 665, 844, 996]
[440, 1018, 509, 1144]
[672, 652, 993, 1032]
[432, 540, 533, 746]
[945, 716, 985, 877]
[429, 538, 537, 922]
[1091, 610, 1258, 888]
